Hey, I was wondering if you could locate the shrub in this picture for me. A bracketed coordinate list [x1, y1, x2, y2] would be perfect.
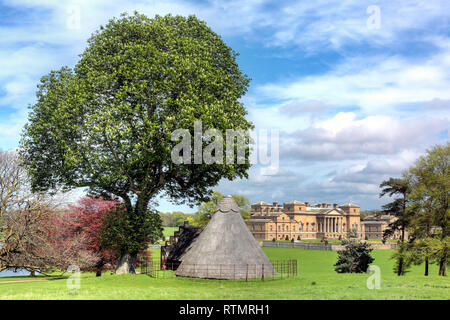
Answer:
[291, 238, 294, 243]
[272, 238, 276, 242]
[334, 240, 374, 273]
[297, 235, 301, 241]
[285, 235, 289, 241]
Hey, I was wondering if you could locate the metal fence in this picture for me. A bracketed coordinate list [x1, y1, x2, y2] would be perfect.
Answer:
[138, 257, 298, 281]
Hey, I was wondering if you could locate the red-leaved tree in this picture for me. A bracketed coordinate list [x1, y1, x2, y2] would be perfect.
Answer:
[64, 197, 122, 276]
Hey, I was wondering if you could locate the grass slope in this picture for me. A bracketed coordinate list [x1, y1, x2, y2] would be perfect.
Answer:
[0, 248, 448, 300]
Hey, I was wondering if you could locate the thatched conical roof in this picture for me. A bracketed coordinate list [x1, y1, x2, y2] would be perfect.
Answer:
[175, 196, 275, 279]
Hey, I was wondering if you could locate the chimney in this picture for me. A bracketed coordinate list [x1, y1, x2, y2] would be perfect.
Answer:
[327, 204, 331, 208]
[322, 203, 327, 208]
[305, 202, 309, 207]
[273, 202, 278, 207]
[333, 203, 338, 208]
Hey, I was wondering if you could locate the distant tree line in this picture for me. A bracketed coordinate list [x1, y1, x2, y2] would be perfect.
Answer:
[159, 211, 190, 227]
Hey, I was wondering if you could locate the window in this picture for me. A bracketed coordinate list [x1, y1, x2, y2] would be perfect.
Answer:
[278, 225, 280, 232]
[270, 225, 273, 232]
[311, 223, 315, 232]
[298, 222, 303, 232]
[286, 226, 289, 232]
[293, 226, 296, 232]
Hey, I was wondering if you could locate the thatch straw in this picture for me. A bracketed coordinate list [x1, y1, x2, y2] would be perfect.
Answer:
[176, 196, 275, 279]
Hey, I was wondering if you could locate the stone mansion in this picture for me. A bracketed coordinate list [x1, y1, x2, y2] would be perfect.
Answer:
[246, 200, 398, 240]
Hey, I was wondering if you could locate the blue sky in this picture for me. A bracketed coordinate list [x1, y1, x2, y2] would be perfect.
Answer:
[0, 0, 449, 212]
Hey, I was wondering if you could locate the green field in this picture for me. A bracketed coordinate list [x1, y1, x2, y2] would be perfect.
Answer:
[0, 248, 448, 300]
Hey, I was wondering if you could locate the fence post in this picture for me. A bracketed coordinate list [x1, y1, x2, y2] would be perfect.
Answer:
[262, 264, 264, 281]
[246, 264, 248, 282]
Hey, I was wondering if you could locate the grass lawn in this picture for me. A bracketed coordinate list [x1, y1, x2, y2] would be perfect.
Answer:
[0, 247, 448, 299]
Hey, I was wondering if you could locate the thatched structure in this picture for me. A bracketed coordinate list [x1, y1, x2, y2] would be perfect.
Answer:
[175, 196, 275, 279]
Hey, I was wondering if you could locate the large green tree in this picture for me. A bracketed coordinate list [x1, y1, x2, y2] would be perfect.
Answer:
[379, 176, 412, 275]
[407, 142, 449, 276]
[20, 13, 253, 273]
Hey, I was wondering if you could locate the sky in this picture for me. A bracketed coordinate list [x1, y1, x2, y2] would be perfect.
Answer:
[0, 0, 449, 212]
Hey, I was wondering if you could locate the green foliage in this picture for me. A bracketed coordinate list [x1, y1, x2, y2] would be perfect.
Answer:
[21, 13, 252, 201]
[334, 240, 374, 273]
[101, 207, 163, 255]
[379, 176, 412, 241]
[421, 236, 450, 275]
[188, 191, 250, 226]
[407, 142, 449, 275]
[391, 243, 414, 275]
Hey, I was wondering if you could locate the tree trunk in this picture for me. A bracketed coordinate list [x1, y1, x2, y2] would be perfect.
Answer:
[397, 257, 403, 276]
[397, 220, 405, 276]
[439, 257, 446, 276]
[96, 269, 102, 277]
[424, 258, 429, 276]
[30, 270, 35, 277]
[116, 251, 137, 274]
[114, 195, 151, 274]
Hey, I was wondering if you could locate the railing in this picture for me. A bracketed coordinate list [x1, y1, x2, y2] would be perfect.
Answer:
[139, 257, 298, 281]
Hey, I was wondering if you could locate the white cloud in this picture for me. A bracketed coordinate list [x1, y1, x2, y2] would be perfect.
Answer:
[255, 51, 450, 114]
[282, 112, 448, 161]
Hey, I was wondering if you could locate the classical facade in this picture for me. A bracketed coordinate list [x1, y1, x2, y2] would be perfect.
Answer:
[361, 214, 401, 239]
[246, 200, 363, 240]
